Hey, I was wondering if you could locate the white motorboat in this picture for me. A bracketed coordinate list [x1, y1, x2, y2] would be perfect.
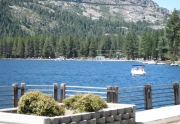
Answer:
[156, 62, 165, 65]
[141, 60, 156, 64]
[170, 63, 179, 66]
[131, 65, 146, 76]
[156, 61, 166, 65]
[170, 61, 179, 66]
[147, 60, 157, 64]
[55, 56, 65, 61]
[141, 61, 148, 64]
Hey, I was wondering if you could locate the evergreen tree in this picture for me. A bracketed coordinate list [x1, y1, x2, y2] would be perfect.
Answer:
[1, 39, 7, 58]
[151, 31, 159, 60]
[38, 36, 45, 58]
[79, 41, 85, 57]
[24, 37, 34, 58]
[12, 39, 17, 58]
[33, 36, 39, 58]
[165, 10, 180, 61]
[158, 37, 168, 60]
[139, 31, 153, 60]
[56, 37, 66, 57]
[89, 38, 96, 57]
[124, 30, 138, 60]
[16, 37, 24, 58]
[43, 37, 51, 58]
[66, 36, 73, 58]
[6, 37, 13, 58]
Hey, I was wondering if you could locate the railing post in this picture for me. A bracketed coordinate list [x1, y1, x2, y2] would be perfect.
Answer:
[172, 82, 179, 105]
[53, 83, 58, 101]
[12, 83, 18, 108]
[113, 86, 118, 103]
[143, 84, 152, 110]
[107, 86, 112, 103]
[21, 83, 26, 97]
[60, 83, 66, 103]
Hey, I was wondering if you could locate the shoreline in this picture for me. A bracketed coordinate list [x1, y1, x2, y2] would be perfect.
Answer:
[0, 58, 139, 62]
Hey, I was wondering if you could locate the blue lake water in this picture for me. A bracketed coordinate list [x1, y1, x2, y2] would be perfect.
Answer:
[0, 59, 180, 87]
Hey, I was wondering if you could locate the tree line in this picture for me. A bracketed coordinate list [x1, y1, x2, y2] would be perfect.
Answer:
[0, 27, 175, 61]
[0, 0, 180, 61]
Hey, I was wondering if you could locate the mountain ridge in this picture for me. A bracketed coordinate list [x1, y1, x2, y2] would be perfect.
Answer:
[0, 0, 176, 36]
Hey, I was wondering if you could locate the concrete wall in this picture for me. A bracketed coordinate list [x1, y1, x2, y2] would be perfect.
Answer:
[0, 103, 135, 124]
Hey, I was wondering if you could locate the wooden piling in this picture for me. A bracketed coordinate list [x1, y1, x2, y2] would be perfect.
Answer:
[172, 82, 179, 105]
[113, 86, 118, 103]
[144, 84, 152, 110]
[21, 83, 25, 96]
[60, 83, 66, 102]
[107, 86, 112, 103]
[53, 83, 58, 101]
[12, 83, 18, 108]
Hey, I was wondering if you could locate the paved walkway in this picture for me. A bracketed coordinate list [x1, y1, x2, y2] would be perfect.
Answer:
[136, 105, 180, 124]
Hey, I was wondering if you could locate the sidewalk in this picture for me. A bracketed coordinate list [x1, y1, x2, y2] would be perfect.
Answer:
[136, 105, 180, 124]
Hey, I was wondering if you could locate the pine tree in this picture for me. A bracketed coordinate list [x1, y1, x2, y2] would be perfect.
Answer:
[16, 37, 24, 58]
[165, 10, 180, 61]
[89, 38, 96, 57]
[124, 30, 138, 60]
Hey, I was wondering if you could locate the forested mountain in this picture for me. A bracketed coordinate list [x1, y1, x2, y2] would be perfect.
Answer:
[0, 0, 180, 61]
[0, 0, 172, 37]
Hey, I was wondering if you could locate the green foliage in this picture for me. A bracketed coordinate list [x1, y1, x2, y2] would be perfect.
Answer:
[17, 91, 65, 117]
[0, 0, 156, 37]
[124, 30, 138, 60]
[62, 93, 83, 110]
[1, 0, 179, 60]
[63, 93, 108, 113]
[165, 10, 180, 61]
[170, 58, 176, 62]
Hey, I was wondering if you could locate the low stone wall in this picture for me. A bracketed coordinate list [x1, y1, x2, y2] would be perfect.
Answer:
[0, 103, 135, 124]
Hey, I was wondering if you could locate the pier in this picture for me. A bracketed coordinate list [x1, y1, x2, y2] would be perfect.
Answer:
[0, 82, 180, 123]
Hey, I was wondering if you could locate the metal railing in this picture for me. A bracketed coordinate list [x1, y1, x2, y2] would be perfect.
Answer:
[0, 82, 179, 111]
[60, 83, 107, 102]
[21, 83, 58, 101]
[118, 86, 145, 111]
[151, 84, 174, 108]
[0, 85, 14, 109]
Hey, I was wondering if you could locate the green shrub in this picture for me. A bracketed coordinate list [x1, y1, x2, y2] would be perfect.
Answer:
[62, 93, 83, 110]
[17, 91, 65, 117]
[63, 93, 108, 113]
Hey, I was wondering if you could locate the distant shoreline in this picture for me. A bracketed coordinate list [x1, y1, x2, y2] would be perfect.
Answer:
[0, 58, 139, 62]
[0, 58, 55, 61]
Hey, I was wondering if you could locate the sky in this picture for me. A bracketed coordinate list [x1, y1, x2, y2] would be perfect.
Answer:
[152, 0, 180, 10]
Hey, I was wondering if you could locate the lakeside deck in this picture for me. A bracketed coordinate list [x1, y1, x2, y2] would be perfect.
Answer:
[136, 105, 180, 124]
[0, 105, 180, 124]
[1, 83, 180, 123]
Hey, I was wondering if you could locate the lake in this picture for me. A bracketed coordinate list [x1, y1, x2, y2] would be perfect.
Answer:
[0, 59, 180, 87]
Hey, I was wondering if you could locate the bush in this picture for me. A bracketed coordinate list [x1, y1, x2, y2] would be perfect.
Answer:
[62, 93, 83, 110]
[63, 93, 108, 113]
[17, 91, 65, 117]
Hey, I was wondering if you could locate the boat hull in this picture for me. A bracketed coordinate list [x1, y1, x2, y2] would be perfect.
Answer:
[131, 69, 146, 75]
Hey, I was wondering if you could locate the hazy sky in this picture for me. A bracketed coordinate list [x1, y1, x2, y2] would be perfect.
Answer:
[152, 0, 180, 10]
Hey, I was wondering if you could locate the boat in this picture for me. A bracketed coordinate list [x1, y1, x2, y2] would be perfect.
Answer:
[131, 65, 146, 76]
[156, 61, 166, 65]
[55, 56, 65, 61]
[170, 61, 179, 66]
[147, 60, 157, 64]
[170, 63, 179, 66]
[141, 60, 156, 64]
[141, 60, 148, 64]
[156, 62, 165, 65]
